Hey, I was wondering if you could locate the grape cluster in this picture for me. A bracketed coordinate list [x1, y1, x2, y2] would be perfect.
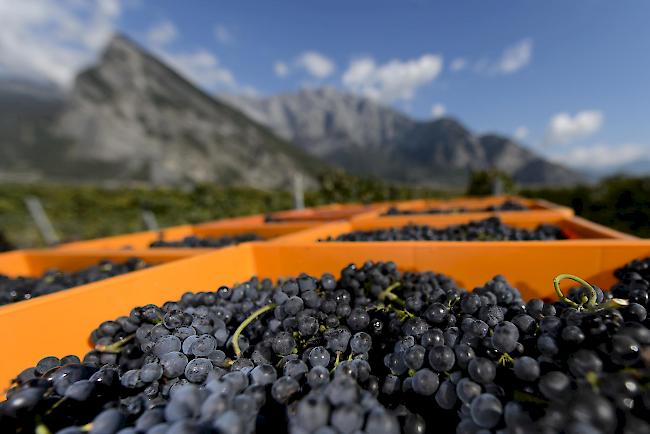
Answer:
[612, 257, 650, 312]
[383, 200, 529, 216]
[323, 217, 566, 242]
[0, 258, 147, 306]
[150, 233, 262, 249]
[2, 258, 649, 434]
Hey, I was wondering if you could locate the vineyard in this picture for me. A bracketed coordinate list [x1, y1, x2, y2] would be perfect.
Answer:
[0, 188, 649, 433]
[2, 174, 649, 249]
[1, 1, 647, 431]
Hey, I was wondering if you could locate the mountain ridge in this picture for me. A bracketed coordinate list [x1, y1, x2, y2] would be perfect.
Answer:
[0, 34, 324, 189]
[225, 88, 583, 187]
[0, 34, 583, 189]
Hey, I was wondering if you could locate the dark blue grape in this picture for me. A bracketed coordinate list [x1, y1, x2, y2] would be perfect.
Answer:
[412, 369, 439, 396]
[513, 356, 540, 382]
[435, 379, 458, 409]
[468, 358, 496, 384]
[428, 345, 455, 372]
[271, 376, 300, 403]
[491, 321, 519, 353]
[470, 393, 503, 429]
[308, 346, 331, 368]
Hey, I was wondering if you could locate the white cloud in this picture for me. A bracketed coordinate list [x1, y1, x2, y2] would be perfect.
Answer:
[295, 51, 335, 78]
[146, 20, 177, 47]
[0, 0, 122, 87]
[274, 51, 335, 79]
[450, 57, 467, 72]
[214, 24, 232, 45]
[431, 103, 446, 118]
[343, 57, 375, 86]
[514, 126, 529, 141]
[544, 110, 604, 146]
[342, 54, 443, 102]
[469, 39, 533, 76]
[552, 144, 649, 169]
[0, 0, 242, 94]
[240, 85, 259, 97]
[143, 21, 236, 91]
[158, 49, 235, 89]
[495, 38, 533, 74]
[274, 61, 289, 78]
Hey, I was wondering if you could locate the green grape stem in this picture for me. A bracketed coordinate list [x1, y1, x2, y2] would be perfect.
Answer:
[232, 303, 276, 357]
[378, 282, 401, 302]
[47, 397, 65, 414]
[387, 305, 414, 321]
[498, 353, 514, 366]
[95, 334, 135, 353]
[514, 390, 548, 405]
[553, 274, 597, 310]
[378, 282, 406, 306]
[330, 351, 343, 373]
[586, 371, 600, 391]
[35, 416, 52, 434]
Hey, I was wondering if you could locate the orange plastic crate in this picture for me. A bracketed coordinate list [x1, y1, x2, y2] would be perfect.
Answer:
[197, 196, 570, 226]
[0, 249, 193, 276]
[0, 248, 194, 312]
[195, 205, 372, 227]
[275, 214, 636, 243]
[363, 195, 574, 220]
[260, 203, 378, 223]
[1, 240, 650, 394]
[195, 213, 267, 228]
[56, 221, 317, 251]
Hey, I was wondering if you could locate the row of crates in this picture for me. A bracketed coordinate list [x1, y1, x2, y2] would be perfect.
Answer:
[1, 195, 648, 393]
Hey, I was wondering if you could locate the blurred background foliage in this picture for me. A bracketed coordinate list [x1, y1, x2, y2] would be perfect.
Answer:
[1, 172, 648, 248]
[520, 175, 650, 238]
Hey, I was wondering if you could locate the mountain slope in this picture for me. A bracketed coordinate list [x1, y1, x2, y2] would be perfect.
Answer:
[223, 87, 416, 182]
[1, 35, 323, 188]
[0, 79, 65, 179]
[479, 134, 580, 186]
[227, 89, 583, 187]
[223, 87, 414, 156]
[0, 36, 582, 189]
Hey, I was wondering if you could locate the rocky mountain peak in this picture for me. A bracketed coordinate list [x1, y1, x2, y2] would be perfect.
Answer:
[224, 89, 583, 187]
[1, 33, 322, 188]
[0, 34, 583, 188]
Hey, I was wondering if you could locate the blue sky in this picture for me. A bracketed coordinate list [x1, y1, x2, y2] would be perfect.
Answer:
[2, 0, 649, 170]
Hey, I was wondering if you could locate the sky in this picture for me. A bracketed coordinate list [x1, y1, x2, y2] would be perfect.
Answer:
[1, 0, 649, 171]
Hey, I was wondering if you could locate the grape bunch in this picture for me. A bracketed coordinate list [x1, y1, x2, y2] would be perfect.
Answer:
[0, 258, 148, 306]
[612, 257, 650, 312]
[322, 217, 566, 242]
[1, 257, 649, 434]
[383, 200, 529, 216]
[150, 233, 262, 249]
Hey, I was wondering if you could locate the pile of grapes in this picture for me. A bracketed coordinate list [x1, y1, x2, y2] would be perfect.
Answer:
[2, 258, 649, 434]
[383, 200, 529, 216]
[0, 258, 147, 306]
[150, 233, 262, 249]
[322, 217, 566, 242]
